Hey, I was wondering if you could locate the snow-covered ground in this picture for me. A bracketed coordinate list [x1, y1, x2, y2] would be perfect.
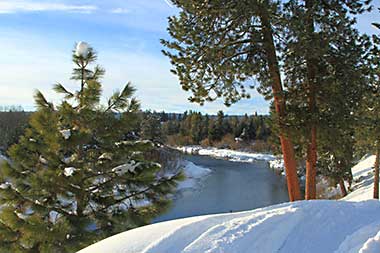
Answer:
[78, 154, 380, 253]
[177, 146, 275, 162]
[78, 200, 380, 253]
[177, 161, 212, 190]
[343, 155, 376, 202]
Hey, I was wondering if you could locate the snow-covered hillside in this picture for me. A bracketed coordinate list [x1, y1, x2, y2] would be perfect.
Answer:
[78, 200, 380, 253]
[344, 155, 377, 202]
[78, 155, 380, 253]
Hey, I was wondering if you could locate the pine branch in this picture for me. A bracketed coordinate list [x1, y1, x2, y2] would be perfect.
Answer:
[105, 83, 138, 112]
[33, 90, 54, 110]
[53, 83, 74, 99]
[98, 173, 181, 212]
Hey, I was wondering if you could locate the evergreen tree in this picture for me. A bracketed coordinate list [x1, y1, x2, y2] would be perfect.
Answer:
[0, 42, 183, 252]
[317, 21, 368, 197]
[246, 117, 257, 141]
[141, 113, 163, 143]
[201, 114, 210, 141]
[357, 31, 380, 199]
[208, 120, 221, 142]
[282, 0, 372, 199]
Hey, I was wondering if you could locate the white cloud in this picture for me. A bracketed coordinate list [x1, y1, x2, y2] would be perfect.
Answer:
[110, 8, 130, 14]
[0, 1, 98, 14]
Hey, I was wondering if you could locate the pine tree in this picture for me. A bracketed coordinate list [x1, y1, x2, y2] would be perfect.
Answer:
[357, 31, 380, 199]
[282, 0, 372, 199]
[316, 21, 368, 197]
[0, 42, 183, 252]
[190, 113, 203, 144]
[141, 113, 163, 143]
[162, 0, 302, 201]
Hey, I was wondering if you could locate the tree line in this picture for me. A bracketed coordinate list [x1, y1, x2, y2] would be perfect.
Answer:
[140, 110, 272, 151]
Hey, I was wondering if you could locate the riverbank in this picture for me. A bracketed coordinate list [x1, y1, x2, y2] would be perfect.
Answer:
[176, 146, 368, 199]
[176, 146, 275, 162]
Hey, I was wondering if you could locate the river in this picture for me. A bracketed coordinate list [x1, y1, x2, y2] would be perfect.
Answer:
[155, 154, 289, 222]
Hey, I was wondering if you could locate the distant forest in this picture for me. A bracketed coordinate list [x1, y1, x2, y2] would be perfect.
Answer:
[0, 107, 273, 153]
[141, 110, 272, 152]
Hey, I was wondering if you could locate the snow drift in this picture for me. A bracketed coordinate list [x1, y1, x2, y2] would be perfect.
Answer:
[177, 161, 211, 190]
[78, 200, 380, 253]
[343, 155, 377, 202]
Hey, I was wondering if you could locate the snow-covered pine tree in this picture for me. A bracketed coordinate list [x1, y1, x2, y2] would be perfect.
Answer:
[0, 42, 183, 252]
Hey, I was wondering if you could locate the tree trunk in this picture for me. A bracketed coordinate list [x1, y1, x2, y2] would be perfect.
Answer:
[260, 7, 301, 201]
[305, 0, 318, 200]
[81, 64, 85, 93]
[373, 145, 380, 199]
[338, 178, 347, 197]
[305, 126, 317, 199]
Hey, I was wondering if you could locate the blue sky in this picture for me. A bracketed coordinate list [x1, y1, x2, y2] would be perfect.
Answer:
[0, 0, 378, 115]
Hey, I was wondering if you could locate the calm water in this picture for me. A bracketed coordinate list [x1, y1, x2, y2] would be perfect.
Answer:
[155, 155, 289, 222]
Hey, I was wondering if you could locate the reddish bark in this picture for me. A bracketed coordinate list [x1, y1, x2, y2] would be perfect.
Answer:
[305, 126, 317, 199]
[260, 7, 301, 201]
[304, 0, 318, 200]
[374, 147, 379, 199]
[338, 178, 347, 197]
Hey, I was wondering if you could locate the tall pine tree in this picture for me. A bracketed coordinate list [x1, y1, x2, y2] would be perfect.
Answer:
[282, 0, 372, 199]
[162, 0, 302, 201]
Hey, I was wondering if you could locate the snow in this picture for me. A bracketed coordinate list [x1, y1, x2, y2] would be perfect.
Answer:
[0, 153, 10, 165]
[63, 154, 76, 164]
[60, 129, 71, 140]
[64, 167, 76, 177]
[0, 182, 10, 189]
[359, 230, 380, 253]
[78, 200, 380, 253]
[98, 153, 112, 160]
[75, 41, 90, 57]
[177, 161, 212, 190]
[343, 155, 376, 202]
[112, 161, 140, 175]
[268, 158, 284, 174]
[177, 146, 275, 162]
[39, 155, 48, 164]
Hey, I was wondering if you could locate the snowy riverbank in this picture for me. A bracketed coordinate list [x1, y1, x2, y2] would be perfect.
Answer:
[78, 154, 380, 253]
[178, 160, 212, 190]
[176, 146, 276, 162]
[177, 146, 286, 175]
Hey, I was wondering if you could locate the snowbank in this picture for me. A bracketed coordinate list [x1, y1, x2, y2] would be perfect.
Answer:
[0, 154, 8, 164]
[78, 200, 380, 253]
[268, 158, 285, 175]
[177, 161, 212, 190]
[177, 146, 275, 162]
[344, 155, 376, 202]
